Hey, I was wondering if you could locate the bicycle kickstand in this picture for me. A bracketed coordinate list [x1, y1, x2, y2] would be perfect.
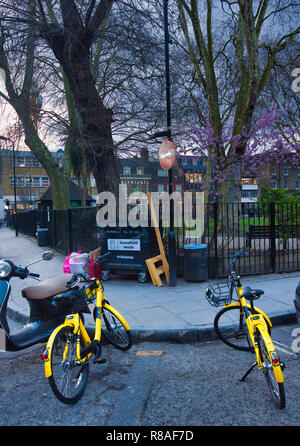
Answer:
[240, 361, 257, 382]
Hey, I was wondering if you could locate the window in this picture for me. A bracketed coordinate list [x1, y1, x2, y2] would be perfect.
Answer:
[272, 168, 277, 176]
[298, 168, 300, 177]
[284, 180, 288, 189]
[10, 155, 24, 168]
[272, 181, 277, 189]
[41, 177, 49, 187]
[241, 190, 258, 198]
[10, 175, 49, 188]
[32, 177, 41, 187]
[25, 156, 41, 168]
[296, 181, 300, 190]
[241, 178, 257, 185]
[284, 168, 289, 176]
[10, 155, 42, 168]
[158, 184, 165, 192]
[175, 184, 182, 192]
[136, 167, 144, 175]
[185, 173, 202, 183]
[158, 169, 168, 177]
[123, 166, 131, 175]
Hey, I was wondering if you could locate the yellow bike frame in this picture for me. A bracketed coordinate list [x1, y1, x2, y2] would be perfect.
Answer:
[225, 284, 283, 384]
[43, 282, 130, 378]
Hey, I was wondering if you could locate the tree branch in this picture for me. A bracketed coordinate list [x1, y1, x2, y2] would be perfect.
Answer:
[88, 0, 114, 42]
[59, 0, 84, 33]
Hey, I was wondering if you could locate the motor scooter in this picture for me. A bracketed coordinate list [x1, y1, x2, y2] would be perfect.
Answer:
[0, 251, 85, 352]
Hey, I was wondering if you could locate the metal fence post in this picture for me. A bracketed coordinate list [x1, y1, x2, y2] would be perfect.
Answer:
[213, 202, 218, 277]
[270, 202, 276, 273]
[67, 208, 73, 253]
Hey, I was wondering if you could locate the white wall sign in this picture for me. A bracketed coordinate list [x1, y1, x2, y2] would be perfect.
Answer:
[108, 239, 141, 251]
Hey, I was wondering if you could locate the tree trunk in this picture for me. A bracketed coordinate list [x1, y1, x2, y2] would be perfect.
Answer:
[43, 32, 120, 197]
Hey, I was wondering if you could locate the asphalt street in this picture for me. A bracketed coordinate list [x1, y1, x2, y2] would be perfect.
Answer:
[1, 320, 300, 428]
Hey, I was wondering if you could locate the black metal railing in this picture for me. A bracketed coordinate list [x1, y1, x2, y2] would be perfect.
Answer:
[15, 200, 300, 279]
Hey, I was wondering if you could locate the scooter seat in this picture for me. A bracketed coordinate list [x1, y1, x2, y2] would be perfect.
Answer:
[21, 274, 73, 300]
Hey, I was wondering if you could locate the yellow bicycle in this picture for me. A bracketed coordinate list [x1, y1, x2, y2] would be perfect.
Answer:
[206, 250, 286, 409]
[41, 253, 131, 404]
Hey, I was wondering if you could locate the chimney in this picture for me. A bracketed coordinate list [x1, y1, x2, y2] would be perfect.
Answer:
[140, 148, 149, 163]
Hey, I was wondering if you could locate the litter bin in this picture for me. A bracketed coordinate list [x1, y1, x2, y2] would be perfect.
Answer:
[184, 244, 208, 282]
[99, 226, 159, 282]
[37, 228, 49, 247]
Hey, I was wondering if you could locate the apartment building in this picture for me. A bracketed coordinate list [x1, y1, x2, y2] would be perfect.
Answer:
[259, 159, 300, 193]
[0, 149, 62, 212]
[241, 154, 300, 204]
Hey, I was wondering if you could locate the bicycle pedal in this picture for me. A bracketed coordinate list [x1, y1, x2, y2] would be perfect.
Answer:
[93, 357, 107, 365]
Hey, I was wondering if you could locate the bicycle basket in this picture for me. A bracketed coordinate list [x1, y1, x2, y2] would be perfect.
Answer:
[205, 281, 233, 307]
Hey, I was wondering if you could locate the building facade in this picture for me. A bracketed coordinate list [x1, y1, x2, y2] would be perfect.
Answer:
[0, 149, 65, 212]
[1, 145, 298, 219]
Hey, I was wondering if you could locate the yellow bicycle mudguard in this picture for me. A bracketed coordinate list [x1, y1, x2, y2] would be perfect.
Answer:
[257, 325, 284, 383]
[103, 302, 131, 331]
[224, 302, 272, 328]
[42, 319, 76, 378]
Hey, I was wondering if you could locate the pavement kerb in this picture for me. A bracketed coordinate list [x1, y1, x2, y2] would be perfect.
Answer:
[7, 303, 297, 345]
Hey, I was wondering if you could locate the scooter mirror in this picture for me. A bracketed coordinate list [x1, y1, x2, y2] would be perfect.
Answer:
[42, 251, 54, 261]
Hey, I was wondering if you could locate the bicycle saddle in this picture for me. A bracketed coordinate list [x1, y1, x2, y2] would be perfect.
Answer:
[241, 286, 264, 300]
[21, 274, 73, 300]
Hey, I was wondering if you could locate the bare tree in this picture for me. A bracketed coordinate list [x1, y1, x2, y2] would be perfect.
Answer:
[0, 0, 70, 209]
[175, 0, 300, 202]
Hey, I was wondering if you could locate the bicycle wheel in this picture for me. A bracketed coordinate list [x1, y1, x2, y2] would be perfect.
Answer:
[256, 331, 285, 410]
[101, 306, 132, 351]
[214, 305, 271, 352]
[48, 326, 89, 404]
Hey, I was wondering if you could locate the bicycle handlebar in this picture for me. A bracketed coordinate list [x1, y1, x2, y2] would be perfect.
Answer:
[232, 250, 244, 265]
[227, 250, 244, 275]
[94, 252, 111, 265]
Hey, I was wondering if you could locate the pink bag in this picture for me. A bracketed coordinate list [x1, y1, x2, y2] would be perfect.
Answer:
[63, 251, 102, 280]
[62, 251, 81, 274]
[89, 258, 102, 280]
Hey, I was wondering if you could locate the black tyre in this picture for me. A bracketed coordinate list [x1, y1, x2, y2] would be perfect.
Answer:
[214, 305, 271, 352]
[257, 331, 286, 410]
[48, 326, 89, 404]
[101, 306, 132, 351]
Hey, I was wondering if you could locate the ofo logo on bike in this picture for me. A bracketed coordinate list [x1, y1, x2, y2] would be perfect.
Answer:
[96, 185, 205, 237]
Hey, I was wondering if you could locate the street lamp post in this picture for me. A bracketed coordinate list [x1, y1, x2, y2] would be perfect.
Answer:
[150, 1, 177, 286]
[0, 136, 18, 236]
[163, 0, 176, 287]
